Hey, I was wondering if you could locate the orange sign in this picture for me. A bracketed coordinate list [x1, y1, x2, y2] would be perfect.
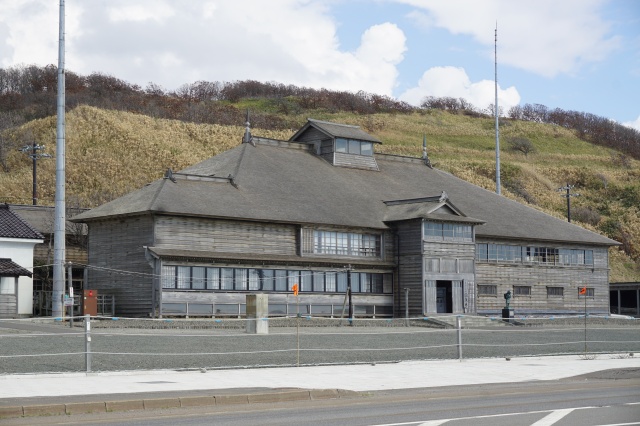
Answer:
[292, 283, 299, 296]
[579, 287, 586, 295]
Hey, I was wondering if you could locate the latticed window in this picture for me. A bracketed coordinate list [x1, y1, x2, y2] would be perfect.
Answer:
[160, 265, 392, 294]
[312, 230, 381, 257]
[547, 286, 564, 297]
[514, 286, 531, 296]
[478, 285, 497, 296]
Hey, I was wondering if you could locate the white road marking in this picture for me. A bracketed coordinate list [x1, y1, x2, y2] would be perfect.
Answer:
[370, 402, 640, 426]
[530, 408, 574, 426]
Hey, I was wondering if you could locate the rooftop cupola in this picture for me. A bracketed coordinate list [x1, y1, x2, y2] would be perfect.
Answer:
[289, 119, 381, 170]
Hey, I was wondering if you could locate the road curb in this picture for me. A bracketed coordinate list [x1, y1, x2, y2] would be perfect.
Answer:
[0, 388, 358, 419]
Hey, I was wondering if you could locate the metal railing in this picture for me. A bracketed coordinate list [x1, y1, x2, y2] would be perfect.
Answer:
[32, 291, 116, 317]
[0, 314, 638, 375]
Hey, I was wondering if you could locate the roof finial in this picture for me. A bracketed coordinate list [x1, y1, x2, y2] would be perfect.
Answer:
[242, 109, 253, 145]
[423, 133, 432, 169]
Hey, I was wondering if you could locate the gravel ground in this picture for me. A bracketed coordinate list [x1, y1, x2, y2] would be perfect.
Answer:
[0, 316, 638, 374]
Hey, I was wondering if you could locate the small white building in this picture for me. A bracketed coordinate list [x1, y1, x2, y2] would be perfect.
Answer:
[0, 204, 44, 317]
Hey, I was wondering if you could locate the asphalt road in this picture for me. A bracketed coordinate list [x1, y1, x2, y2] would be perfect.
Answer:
[1, 374, 639, 426]
[1, 320, 639, 374]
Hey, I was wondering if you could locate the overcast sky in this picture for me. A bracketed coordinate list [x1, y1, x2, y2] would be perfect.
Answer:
[2, 0, 639, 130]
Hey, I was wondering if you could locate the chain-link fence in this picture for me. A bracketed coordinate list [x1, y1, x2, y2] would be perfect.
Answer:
[1, 315, 638, 375]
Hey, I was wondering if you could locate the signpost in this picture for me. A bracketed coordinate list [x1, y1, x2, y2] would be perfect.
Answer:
[292, 283, 300, 367]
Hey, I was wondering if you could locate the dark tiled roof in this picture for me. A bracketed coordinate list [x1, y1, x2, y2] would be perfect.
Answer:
[9, 204, 88, 235]
[0, 258, 32, 277]
[0, 205, 44, 240]
[290, 119, 382, 143]
[73, 134, 618, 247]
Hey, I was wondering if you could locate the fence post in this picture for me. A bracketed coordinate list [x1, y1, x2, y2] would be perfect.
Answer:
[84, 314, 92, 373]
[456, 316, 463, 361]
[404, 288, 409, 326]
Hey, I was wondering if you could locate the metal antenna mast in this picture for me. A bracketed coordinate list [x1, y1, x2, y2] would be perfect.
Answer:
[494, 22, 501, 195]
[53, 0, 66, 318]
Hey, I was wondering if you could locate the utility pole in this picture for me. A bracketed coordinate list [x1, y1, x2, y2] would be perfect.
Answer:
[19, 142, 51, 205]
[494, 23, 501, 195]
[53, 0, 66, 318]
[557, 183, 580, 222]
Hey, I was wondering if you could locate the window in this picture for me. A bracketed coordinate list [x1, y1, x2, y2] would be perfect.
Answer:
[424, 221, 473, 242]
[0, 278, 15, 295]
[313, 230, 381, 257]
[335, 138, 374, 156]
[578, 287, 595, 298]
[547, 287, 564, 297]
[478, 285, 497, 296]
[206, 268, 220, 289]
[192, 267, 206, 289]
[514, 286, 531, 296]
[478, 244, 594, 267]
[161, 265, 391, 294]
[261, 269, 274, 291]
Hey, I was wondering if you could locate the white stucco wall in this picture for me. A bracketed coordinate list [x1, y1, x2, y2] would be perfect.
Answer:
[0, 237, 43, 316]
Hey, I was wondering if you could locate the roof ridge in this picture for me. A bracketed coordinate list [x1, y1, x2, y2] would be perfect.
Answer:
[307, 118, 360, 129]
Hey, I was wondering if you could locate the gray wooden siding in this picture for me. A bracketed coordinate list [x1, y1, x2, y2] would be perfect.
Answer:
[475, 241, 610, 314]
[292, 127, 327, 144]
[0, 279, 17, 318]
[86, 215, 155, 316]
[320, 139, 334, 154]
[333, 152, 379, 170]
[393, 220, 423, 317]
[162, 290, 392, 317]
[155, 217, 298, 256]
[422, 239, 477, 314]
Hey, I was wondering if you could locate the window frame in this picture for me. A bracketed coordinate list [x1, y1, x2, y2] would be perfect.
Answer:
[513, 285, 532, 297]
[477, 284, 497, 297]
[546, 286, 564, 297]
[160, 265, 392, 295]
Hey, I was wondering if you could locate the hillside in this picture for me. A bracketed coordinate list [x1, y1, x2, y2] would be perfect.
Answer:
[0, 105, 638, 281]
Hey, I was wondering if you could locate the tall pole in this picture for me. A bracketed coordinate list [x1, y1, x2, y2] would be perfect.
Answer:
[52, 0, 66, 318]
[494, 23, 501, 195]
[32, 141, 37, 205]
[19, 143, 51, 205]
[557, 183, 580, 223]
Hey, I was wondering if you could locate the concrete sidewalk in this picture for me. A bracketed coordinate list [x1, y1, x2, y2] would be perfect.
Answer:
[1, 354, 639, 419]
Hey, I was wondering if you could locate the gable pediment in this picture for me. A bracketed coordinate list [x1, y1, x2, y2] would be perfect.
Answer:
[382, 193, 485, 225]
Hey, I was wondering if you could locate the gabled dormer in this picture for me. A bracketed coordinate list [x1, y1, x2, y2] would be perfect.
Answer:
[289, 119, 381, 170]
[383, 191, 485, 241]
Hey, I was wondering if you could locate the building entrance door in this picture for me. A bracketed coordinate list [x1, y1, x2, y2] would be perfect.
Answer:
[436, 281, 452, 313]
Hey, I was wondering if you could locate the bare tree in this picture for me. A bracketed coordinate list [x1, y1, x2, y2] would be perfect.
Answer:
[507, 137, 535, 157]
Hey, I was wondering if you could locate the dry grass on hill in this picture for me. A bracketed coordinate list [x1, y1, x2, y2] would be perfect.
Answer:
[1, 106, 638, 281]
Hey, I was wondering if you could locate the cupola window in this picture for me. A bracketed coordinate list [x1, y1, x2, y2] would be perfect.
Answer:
[335, 138, 374, 156]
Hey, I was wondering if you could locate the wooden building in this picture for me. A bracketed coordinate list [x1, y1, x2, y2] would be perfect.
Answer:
[10, 204, 88, 316]
[72, 119, 619, 318]
[0, 204, 43, 317]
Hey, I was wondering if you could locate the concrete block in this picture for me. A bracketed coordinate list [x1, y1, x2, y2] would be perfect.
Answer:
[337, 389, 360, 398]
[22, 403, 66, 417]
[143, 398, 181, 410]
[65, 401, 107, 415]
[179, 396, 216, 407]
[105, 400, 144, 412]
[214, 394, 249, 405]
[248, 390, 310, 404]
[310, 389, 340, 400]
[0, 406, 23, 419]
